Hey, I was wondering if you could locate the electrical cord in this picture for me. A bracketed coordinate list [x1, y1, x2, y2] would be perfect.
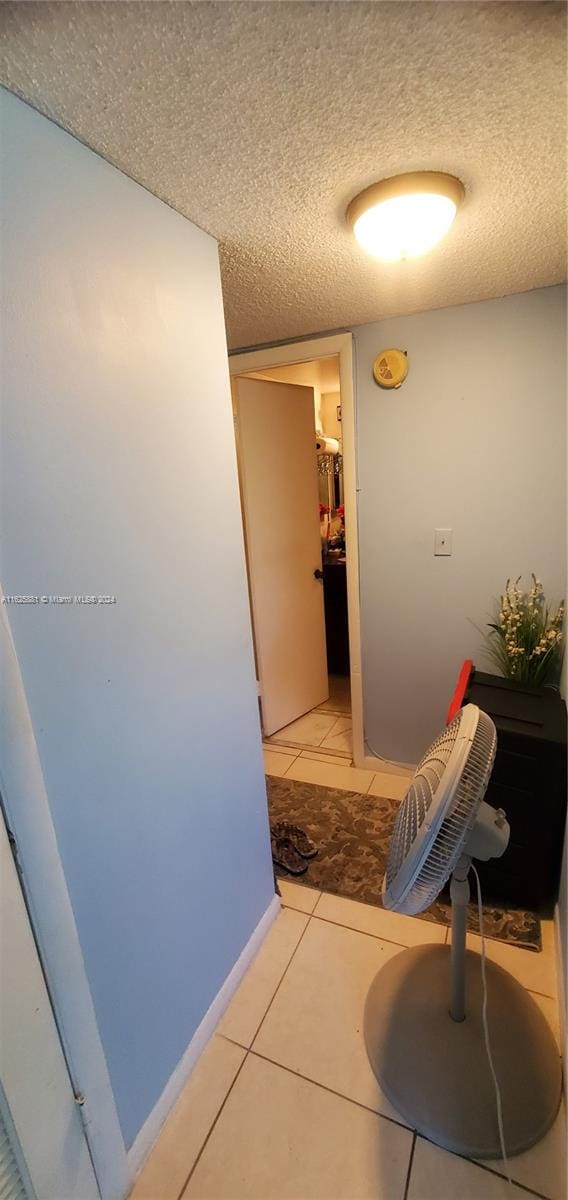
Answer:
[364, 737, 415, 773]
[470, 863, 512, 1186]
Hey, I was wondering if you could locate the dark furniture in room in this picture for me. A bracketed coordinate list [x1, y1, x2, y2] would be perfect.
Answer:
[458, 668, 567, 911]
[322, 556, 350, 676]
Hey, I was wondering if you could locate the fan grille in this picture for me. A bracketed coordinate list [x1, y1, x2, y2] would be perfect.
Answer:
[384, 708, 497, 915]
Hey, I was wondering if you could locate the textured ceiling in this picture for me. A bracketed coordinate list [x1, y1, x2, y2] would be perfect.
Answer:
[1, 1, 566, 349]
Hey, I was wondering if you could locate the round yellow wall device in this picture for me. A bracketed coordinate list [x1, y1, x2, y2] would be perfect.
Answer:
[373, 349, 408, 389]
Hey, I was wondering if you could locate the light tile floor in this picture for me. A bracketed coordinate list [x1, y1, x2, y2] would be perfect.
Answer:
[269, 709, 346, 752]
[263, 737, 412, 799]
[131, 888, 566, 1200]
[267, 677, 353, 757]
[316, 674, 351, 715]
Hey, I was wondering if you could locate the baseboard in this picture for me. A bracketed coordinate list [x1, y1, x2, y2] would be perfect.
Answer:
[553, 902, 567, 1091]
[127, 892, 281, 1182]
[360, 753, 416, 778]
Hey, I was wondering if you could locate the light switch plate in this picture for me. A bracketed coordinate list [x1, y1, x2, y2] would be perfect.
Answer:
[434, 528, 452, 556]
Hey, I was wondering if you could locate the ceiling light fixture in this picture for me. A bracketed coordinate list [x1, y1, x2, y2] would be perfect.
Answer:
[347, 171, 464, 262]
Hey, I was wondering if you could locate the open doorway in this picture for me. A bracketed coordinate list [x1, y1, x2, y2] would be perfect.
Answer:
[229, 333, 364, 767]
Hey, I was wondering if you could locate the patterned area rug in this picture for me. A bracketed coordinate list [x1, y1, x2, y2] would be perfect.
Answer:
[266, 775, 541, 952]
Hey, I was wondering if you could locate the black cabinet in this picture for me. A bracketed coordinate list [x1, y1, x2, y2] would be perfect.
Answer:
[462, 670, 567, 911]
[322, 558, 350, 677]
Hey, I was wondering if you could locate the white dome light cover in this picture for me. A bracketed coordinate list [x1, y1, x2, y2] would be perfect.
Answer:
[347, 172, 464, 262]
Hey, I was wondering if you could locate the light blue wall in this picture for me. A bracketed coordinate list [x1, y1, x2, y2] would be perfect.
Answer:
[354, 286, 567, 764]
[0, 90, 275, 1148]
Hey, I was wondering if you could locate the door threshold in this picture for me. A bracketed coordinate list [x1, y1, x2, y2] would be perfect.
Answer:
[264, 738, 352, 761]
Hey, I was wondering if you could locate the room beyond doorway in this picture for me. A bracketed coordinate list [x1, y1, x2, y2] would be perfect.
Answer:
[240, 353, 350, 745]
[229, 333, 364, 767]
[266, 675, 352, 757]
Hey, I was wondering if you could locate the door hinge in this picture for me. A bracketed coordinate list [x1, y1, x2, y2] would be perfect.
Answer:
[74, 1093, 92, 1138]
[6, 826, 23, 876]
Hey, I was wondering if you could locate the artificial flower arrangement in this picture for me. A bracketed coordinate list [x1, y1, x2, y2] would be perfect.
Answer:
[485, 575, 564, 687]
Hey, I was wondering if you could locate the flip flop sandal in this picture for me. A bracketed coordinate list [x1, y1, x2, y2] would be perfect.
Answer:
[271, 821, 318, 859]
[271, 834, 308, 876]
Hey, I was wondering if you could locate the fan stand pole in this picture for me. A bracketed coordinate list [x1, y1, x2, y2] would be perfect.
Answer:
[449, 854, 471, 1022]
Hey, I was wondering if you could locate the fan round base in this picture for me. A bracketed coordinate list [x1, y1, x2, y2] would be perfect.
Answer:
[364, 943, 562, 1160]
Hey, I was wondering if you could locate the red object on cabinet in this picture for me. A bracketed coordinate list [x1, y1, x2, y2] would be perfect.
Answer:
[446, 660, 474, 725]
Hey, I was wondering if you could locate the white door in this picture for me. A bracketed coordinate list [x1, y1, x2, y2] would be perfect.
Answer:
[234, 376, 328, 735]
[0, 809, 100, 1200]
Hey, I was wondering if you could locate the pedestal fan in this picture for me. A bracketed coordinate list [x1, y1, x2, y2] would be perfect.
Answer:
[365, 703, 562, 1160]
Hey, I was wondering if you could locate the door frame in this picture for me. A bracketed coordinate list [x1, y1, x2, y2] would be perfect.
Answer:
[0, 804, 100, 1200]
[229, 332, 365, 767]
[0, 599, 130, 1200]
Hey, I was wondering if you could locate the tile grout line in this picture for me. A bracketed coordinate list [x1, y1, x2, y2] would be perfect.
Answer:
[402, 1130, 417, 1200]
[267, 720, 347, 755]
[178, 911, 315, 1196]
[248, 912, 315, 1047]
[270, 757, 411, 797]
[264, 750, 300, 765]
[180, 886, 555, 1199]
[466, 1156, 554, 1200]
[281, 901, 321, 918]
[178, 910, 556, 1200]
[418, 1131, 556, 1200]
[176, 1047, 250, 1200]
[275, 766, 382, 789]
[282, 902, 549, 975]
[362, 771, 374, 795]
[217, 1032, 251, 1050]
[281, 755, 300, 778]
[299, 906, 444, 951]
[314, 702, 350, 710]
[164, 870, 552, 1195]
[310, 890, 324, 917]
[520, 984, 558, 1001]
[214, 1040, 556, 1200]
[305, 900, 414, 947]
[269, 734, 414, 774]
[242, 1043, 416, 1136]
[299, 754, 355, 767]
[283, 746, 357, 765]
[268, 742, 353, 761]
[263, 745, 300, 757]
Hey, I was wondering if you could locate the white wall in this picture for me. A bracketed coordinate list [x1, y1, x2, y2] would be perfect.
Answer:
[0, 90, 275, 1150]
[354, 286, 567, 764]
[320, 392, 342, 441]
